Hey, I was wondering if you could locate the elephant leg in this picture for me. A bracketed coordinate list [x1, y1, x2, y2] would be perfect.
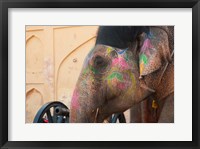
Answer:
[130, 103, 142, 123]
[130, 100, 153, 123]
[158, 93, 174, 123]
[141, 100, 150, 123]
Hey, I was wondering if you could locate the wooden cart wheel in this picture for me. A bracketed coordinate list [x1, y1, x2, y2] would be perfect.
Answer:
[33, 101, 69, 123]
[110, 113, 126, 123]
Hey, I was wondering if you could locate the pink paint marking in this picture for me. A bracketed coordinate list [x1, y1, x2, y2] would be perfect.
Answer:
[141, 38, 154, 52]
[71, 89, 79, 109]
[112, 57, 129, 70]
[117, 82, 127, 90]
[109, 76, 127, 90]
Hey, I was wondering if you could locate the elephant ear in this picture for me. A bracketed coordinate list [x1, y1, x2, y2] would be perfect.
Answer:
[139, 27, 171, 77]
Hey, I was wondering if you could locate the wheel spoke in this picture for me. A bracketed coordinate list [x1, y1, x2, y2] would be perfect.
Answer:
[52, 107, 57, 122]
[46, 110, 53, 123]
[110, 113, 126, 123]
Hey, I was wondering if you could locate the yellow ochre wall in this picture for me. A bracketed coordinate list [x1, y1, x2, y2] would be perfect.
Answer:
[26, 26, 98, 123]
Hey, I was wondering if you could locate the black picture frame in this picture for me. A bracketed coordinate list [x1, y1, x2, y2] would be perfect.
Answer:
[0, 0, 199, 148]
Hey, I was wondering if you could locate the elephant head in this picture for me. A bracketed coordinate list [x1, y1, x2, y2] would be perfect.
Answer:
[70, 26, 174, 123]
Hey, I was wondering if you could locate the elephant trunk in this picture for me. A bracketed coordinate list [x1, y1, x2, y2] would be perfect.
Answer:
[70, 86, 105, 123]
[70, 88, 88, 122]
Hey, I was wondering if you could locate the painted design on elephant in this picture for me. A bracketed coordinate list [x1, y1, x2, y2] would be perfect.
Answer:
[115, 48, 128, 55]
[89, 65, 99, 74]
[112, 57, 129, 70]
[139, 54, 148, 74]
[106, 46, 128, 56]
[107, 71, 123, 82]
[104, 45, 136, 91]
[124, 52, 130, 62]
[82, 45, 135, 93]
[83, 45, 131, 77]
[83, 67, 89, 75]
[106, 70, 136, 91]
[139, 37, 156, 74]
[147, 31, 156, 39]
[106, 74, 126, 90]
[83, 65, 99, 75]
[125, 70, 136, 95]
[106, 46, 114, 55]
[71, 89, 79, 109]
[141, 38, 155, 53]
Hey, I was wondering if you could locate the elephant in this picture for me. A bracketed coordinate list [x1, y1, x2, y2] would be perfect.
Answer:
[70, 26, 174, 123]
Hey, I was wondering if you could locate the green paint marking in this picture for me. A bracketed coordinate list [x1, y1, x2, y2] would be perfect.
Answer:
[83, 67, 89, 75]
[107, 72, 123, 81]
[89, 65, 99, 74]
[83, 65, 99, 75]
[140, 54, 148, 65]
[124, 53, 129, 62]
[115, 73, 123, 81]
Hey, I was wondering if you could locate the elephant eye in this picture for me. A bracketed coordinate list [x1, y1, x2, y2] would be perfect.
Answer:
[90, 54, 110, 75]
[94, 56, 105, 67]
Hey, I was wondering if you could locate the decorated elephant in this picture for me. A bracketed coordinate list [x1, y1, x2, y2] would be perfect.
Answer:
[70, 26, 174, 123]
